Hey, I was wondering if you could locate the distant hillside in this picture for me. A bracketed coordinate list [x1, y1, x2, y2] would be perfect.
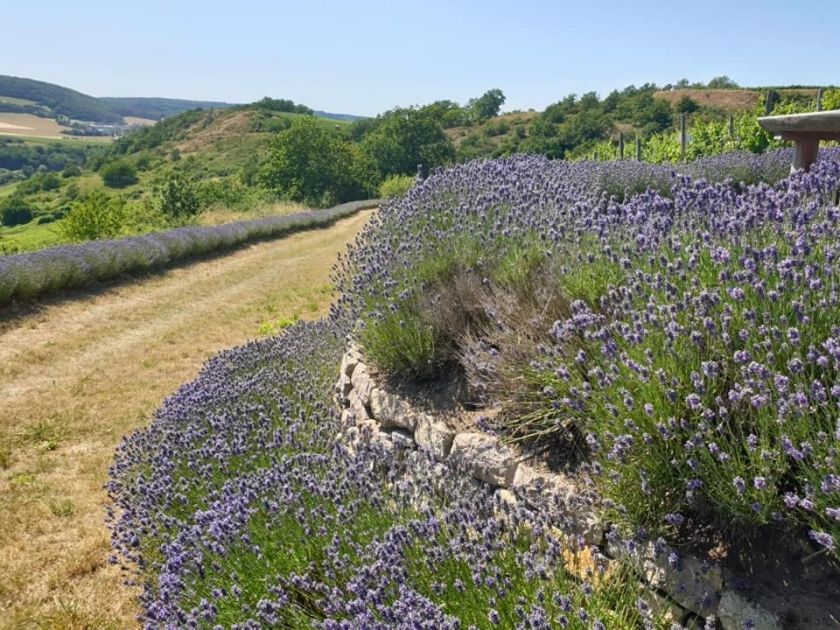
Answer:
[314, 110, 364, 122]
[0, 75, 122, 123]
[101, 96, 234, 120]
[0, 75, 364, 127]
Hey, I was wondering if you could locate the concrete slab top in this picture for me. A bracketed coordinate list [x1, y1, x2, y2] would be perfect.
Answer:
[758, 110, 840, 135]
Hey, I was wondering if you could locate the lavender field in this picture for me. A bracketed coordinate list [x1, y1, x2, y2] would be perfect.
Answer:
[109, 150, 840, 628]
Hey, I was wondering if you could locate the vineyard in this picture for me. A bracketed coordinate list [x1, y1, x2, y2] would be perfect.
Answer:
[108, 150, 840, 628]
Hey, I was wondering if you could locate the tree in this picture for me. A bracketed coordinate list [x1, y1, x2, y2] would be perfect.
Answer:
[258, 117, 371, 205]
[707, 76, 739, 89]
[159, 174, 200, 218]
[469, 89, 506, 121]
[0, 196, 34, 226]
[675, 95, 699, 114]
[101, 160, 138, 188]
[360, 108, 454, 178]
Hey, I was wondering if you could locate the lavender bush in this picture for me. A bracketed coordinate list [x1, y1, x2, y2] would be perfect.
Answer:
[0, 200, 379, 306]
[337, 150, 840, 555]
[109, 149, 840, 627]
[109, 320, 659, 628]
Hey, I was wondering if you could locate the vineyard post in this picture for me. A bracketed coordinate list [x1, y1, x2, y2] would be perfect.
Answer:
[817, 88, 824, 112]
[680, 113, 687, 161]
[728, 114, 734, 138]
[619, 133, 624, 160]
[635, 136, 642, 161]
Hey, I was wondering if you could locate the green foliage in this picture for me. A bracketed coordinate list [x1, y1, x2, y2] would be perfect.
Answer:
[674, 95, 699, 113]
[62, 190, 126, 241]
[824, 89, 840, 111]
[251, 96, 313, 115]
[16, 171, 62, 194]
[0, 136, 93, 172]
[360, 108, 455, 178]
[159, 174, 200, 218]
[706, 75, 739, 89]
[419, 100, 469, 128]
[469, 88, 506, 122]
[377, 174, 415, 199]
[196, 178, 257, 210]
[62, 164, 81, 178]
[258, 117, 370, 206]
[100, 160, 138, 189]
[0, 196, 34, 226]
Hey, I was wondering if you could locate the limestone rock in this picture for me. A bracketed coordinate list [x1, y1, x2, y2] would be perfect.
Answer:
[350, 363, 374, 406]
[449, 433, 518, 487]
[340, 350, 358, 378]
[389, 428, 416, 449]
[338, 372, 353, 400]
[637, 542, 722, 617]
[414, 414, 455, 461]
[348, 391, 371, 424]
[718, 591, 781, 630]
[369, 388, 416, 431]
[512, 464, 574, 505]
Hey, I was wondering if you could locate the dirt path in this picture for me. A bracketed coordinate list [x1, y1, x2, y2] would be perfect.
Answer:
[0, 211, 371, 629]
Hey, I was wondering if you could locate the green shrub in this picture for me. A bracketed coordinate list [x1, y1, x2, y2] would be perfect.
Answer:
[159, 174, 200, 218]
[62, 191, 126, 241]
[101, 160, 138, 188]
[377, 174, 415, 199]
[196, 178, 254, 210]
[0, 197, 34, 226]
[62, 164, 81, 178]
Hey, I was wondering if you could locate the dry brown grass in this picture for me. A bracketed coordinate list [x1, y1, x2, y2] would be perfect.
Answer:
[0, 210, 372, 628]
[195, 200, 309, 226]
[122, 117, 156, 127]
[0, 113, 69, 138]
[653, 89, 765, 112]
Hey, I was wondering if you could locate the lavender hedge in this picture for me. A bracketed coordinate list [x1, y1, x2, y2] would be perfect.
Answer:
[0, 199, 380, 306]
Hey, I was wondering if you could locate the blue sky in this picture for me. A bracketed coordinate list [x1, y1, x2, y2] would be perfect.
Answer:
[3, 0, 839, 116]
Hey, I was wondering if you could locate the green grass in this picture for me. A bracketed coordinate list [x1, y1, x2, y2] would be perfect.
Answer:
[0, 219, 65, 253]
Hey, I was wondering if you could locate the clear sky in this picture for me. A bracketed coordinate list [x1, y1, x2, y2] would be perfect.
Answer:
[3, 0, 839, 116]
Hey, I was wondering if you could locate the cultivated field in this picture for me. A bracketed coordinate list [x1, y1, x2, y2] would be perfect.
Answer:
[0, 113, 112, 142]
[0, 210, 371, 628]
[0, 113, 69, 139]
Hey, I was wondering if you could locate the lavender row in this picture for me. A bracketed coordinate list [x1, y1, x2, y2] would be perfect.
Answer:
[0, 199, 380, 306]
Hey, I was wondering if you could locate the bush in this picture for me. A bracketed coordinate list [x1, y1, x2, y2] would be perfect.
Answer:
[159, 174, 200, 218]
[195, 178, 255, 210]
[100, 160, 138, 188]
[0, 197, 34, 226]
[377, 174, 415, 199]
[62, 191, 126, 241]
[62, 164, 81, 178]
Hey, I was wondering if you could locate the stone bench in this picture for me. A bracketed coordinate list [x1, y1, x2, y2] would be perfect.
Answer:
[758, 110, 840, 172]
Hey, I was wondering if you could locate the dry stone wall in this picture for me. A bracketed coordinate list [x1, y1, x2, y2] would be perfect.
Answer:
[335, 343, 786, 630]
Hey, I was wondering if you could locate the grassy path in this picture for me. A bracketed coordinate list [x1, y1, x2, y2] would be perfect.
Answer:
[0, 210, 371, 629]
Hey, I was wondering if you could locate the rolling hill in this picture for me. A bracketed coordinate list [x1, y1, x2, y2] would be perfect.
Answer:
[0, 75, 363, 126]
